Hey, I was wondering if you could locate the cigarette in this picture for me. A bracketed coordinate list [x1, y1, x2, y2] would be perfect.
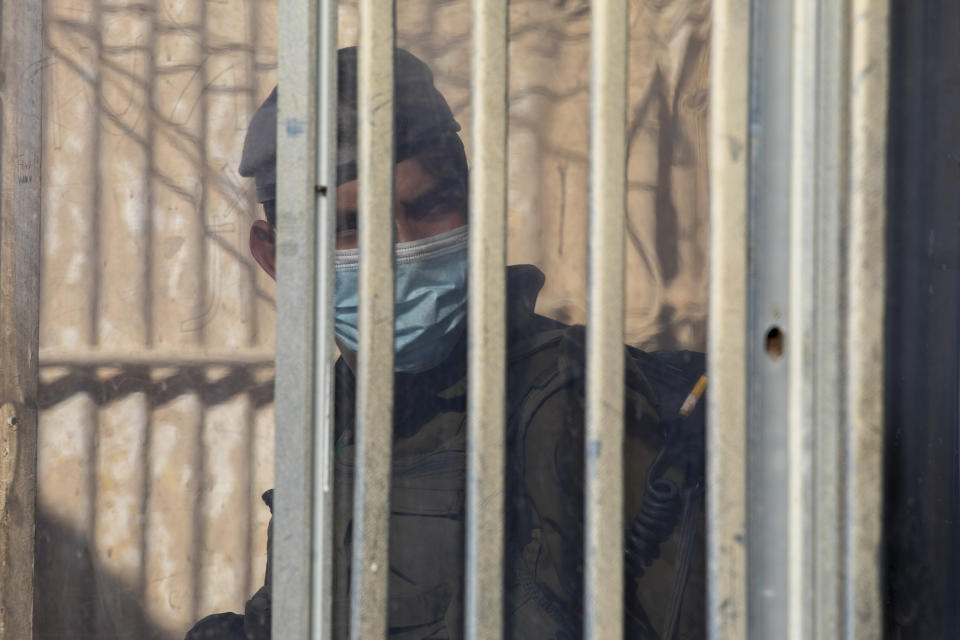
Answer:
[679, 374, 708, 417]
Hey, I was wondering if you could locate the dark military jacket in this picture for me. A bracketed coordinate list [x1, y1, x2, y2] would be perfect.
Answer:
[187, 265, 705, 640]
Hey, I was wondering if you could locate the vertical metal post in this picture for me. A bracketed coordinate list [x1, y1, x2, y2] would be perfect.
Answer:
[746, 0, 794, 637]
[844, 0, 889, 634]
[466, 0, 508, 638]
[350, 1, 396, 638]
[787, 0, 847, 636]
[0, 0, 42, 637]
[275, 0, 316, 632]
[311, 1, 339, 638]
[707, 0, 889, 638]
[706, 0, 750, 636]
[584, 0, 627, 638]
[787, 1, 819, 629]
[275, 0, 338, 637]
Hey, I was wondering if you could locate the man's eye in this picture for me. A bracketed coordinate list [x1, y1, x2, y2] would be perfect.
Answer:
[404, 181, 464, 220]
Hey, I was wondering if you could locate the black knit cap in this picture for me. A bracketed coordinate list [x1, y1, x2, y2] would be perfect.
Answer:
[239, 47, 461, 204]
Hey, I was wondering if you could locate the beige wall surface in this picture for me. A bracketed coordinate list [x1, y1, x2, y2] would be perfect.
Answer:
[39, 0, 277, 636]
[37, 0, 708, 637]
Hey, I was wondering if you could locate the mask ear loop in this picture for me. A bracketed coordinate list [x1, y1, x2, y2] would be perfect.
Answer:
[334, 247, 361, 271]
[335, 223, 469, 271]
[393, 225, 469, 265]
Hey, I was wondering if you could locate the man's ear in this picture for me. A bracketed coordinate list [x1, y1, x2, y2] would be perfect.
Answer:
[249, 219, 277, 280]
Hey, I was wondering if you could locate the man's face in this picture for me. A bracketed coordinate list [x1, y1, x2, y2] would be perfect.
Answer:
[249, 155, 467, 279]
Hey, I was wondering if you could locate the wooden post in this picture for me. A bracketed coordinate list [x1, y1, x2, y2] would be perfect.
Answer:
[0, 0, 43, 636]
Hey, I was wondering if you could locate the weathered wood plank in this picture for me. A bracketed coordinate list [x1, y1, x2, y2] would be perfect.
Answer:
[0, 0, 43, 636]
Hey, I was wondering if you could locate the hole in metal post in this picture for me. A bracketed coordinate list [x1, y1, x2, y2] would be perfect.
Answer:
[765, 326, 784, 360]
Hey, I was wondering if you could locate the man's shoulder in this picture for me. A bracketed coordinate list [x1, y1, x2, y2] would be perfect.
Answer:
[506, 297, 706, 440]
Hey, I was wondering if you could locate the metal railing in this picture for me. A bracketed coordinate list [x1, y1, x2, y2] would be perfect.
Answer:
[274, 0, 640, 637]
[0, 0, 897, 635]
[271, 0, 891, 639]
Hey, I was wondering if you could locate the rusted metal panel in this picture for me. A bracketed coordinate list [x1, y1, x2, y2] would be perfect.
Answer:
[0, 0, 43, 637]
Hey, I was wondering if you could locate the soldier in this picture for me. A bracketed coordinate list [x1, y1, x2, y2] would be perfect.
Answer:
[187, 46, 704, 640]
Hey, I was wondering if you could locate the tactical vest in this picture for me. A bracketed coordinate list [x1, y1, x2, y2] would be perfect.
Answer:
[328, 314, 705, 639]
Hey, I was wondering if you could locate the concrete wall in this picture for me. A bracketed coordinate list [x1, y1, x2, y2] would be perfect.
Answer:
[36, 0, 708, 637]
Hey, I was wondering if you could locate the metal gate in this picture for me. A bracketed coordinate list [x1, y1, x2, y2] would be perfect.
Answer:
[272, 0, 888, 638]
[0, 0, 895, 637]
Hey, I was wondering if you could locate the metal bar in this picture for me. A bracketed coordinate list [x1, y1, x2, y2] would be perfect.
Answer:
[844, 0, 889, 635]
[311, 0, 339, 638]
[0, 0, 42, 636]
[584, 0, 627, 637]
[788, 0, 848, 636]
[350, 1, 396, 637]
[746, 1, 794, 636]
[810, 5, 848, 637]
[706, 0, 750, 636]
[785, 0, 820, 637]
[274, 0, 320, 635]
[465, 0, 508, 637]
[708, 0, 890, 637]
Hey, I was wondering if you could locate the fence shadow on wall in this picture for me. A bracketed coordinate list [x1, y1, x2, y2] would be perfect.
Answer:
[35, 364, 276, 639]
[39, 0, 277, 636]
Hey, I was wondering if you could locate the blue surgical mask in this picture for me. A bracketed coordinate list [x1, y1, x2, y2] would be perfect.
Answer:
[334, 225, 468, 373]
